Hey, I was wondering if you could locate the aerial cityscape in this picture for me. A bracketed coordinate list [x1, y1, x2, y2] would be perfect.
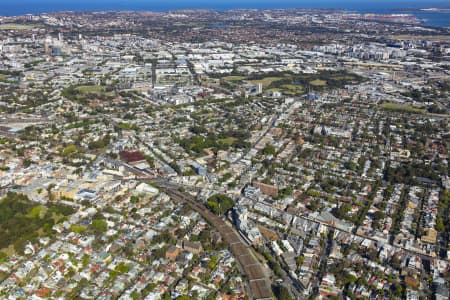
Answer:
[0, 1, 449, 300]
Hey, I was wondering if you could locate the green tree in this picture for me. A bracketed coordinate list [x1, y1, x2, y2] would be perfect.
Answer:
[131, 291, 140, 300]
[0, 252, 7, 263]
[130, 196, 139, 204]
[63, 145, 77, 156]
[115, 262, 130, 274]
[262, 144, 276, 156]
[273, 285, 292, 300]
[206, 194, 235, 215]
[70, 225, 87, 234]
[296, 255, 304, 266]
[89, 219, 108, 234]
[436, 217, 445, 232]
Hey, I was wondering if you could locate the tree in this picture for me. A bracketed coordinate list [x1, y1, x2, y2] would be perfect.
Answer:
[391, 255, 401, 269]
[343, 273, 357, 285]
[89, 219, 108, 234]
[115, 262, 130, 274]
[47, 184, 56, 201]
[144, 155, 155, 167]
[131, 291, 140, 300]
[310, 199, 321, 211]
[0, 252, 7, 263]
[332, 203, 351, 219]
[391, 283, 403, 297]
[373, 211, 385, 221]
[278, 187, 293, 199]
[273, 285, 292, 300]
[345, 161, 357, 171]
[62, 145, 77, 157]
[206, 200, 219, 214]
[262, 144, 276, 156]
[70, 225, 87, 234]
[296, 255, 304, 266]
[0, 193, 71, 252]
[206, 291, 218, 300]
[206, 194, 235, 215]
[436, 217, 445, 232]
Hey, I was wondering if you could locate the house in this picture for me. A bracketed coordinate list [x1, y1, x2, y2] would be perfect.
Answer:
[433, 277, 449, 300]
[404, 277, 419, 289]
[165, 246, 180, 261]
[98, 252, 112, 264]
[35, 286, 51, 298]
[253, 182, 278, 197]
[135, 183, 159, 196]
[75, 189, 96, 201]
[421, 228, 437, 244]
[183, 241, 203, 254]
[191, 162, 207, 176]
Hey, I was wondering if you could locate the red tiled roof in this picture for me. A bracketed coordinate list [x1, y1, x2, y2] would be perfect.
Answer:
[35, 287, 51, 297]
[119, 151, 146, 163]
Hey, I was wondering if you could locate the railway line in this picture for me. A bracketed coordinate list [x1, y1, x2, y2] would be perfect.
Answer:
[159, 186, 273, 300]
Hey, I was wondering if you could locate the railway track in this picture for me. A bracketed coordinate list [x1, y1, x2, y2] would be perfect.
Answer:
[159, 186, 273, 300]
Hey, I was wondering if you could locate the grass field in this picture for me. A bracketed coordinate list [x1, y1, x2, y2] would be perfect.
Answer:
[27, 205, 47, 219]
[223, 73, 306, 96]
[281, 84, 304, 95]
[220, 70, 361, 96]
[218, 137, 237, 146]
[223, 75, 288, 88]
[0, 74, 9, 80]
[1, 245, 15, 256]
[62, 85, 113, 103]
[381, 102, 426, 114]
[309, 79, 327, 86]
[76, 85, 106, 93]
[0, 23, 35, 30]
[250, 76, 287, 88]
[223, 75, 246, 81]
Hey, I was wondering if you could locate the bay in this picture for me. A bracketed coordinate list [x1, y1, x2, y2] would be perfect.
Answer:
[0, 0, 449, 27]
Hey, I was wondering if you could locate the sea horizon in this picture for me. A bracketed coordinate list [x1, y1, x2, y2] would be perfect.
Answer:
[0, 0, 450, 27]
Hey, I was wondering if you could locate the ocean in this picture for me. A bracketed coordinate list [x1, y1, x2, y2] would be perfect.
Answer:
[0, 0, 449, 27]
